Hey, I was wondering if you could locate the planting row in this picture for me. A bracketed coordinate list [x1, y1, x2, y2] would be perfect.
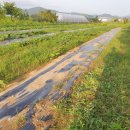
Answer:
[0, 19, 118, 31]
[0, 27, 99, 44]
[0, 25, 115, 86]
[0, 22, 124, 43]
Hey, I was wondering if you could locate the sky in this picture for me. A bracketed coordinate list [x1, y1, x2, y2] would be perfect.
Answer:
[1, 0, 130, 16]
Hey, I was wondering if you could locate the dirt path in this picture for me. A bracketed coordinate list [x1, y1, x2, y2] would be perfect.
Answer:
[0, 28, 120, 128]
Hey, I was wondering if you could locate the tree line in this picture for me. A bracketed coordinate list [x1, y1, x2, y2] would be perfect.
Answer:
[0, 2, 129, 23]
[0, 2, 29, 20]
[31, 10, 57, 22]
[0, 2, 57, 22]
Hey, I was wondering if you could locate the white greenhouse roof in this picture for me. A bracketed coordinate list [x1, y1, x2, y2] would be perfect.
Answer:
[57, 13, 89, 23]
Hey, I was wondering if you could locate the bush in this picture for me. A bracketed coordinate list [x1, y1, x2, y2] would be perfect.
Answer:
[31, 10, 57, 23]
[0, 80, 5, 89]
[113, 18, 119, 22]
[123, 18, 129, 24]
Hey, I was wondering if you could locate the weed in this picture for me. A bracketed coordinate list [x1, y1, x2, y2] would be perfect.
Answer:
[52, 25, 130, 130]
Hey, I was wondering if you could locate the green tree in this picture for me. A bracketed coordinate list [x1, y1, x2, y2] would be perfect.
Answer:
[123, 18, 129, 24]
[31, 14, 41, 21]
[90, 16, 100, 23]
[113, 18, 119, 22]
[3, 2, 16, 17]
[39, 10, 57, 22]
[31, 10, 57, 22]
[19, 10, 29, 20]
[0, 5, 6, 19]
[13, 7, 22, 18]
[3, 2, 27, 20]
[41, 10, 57, 22]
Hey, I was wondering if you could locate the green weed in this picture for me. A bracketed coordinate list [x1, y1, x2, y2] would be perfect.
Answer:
[53, 25, 130, 130]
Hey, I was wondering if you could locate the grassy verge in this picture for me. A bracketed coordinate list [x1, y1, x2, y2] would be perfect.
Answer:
[53, 26, 130, 130]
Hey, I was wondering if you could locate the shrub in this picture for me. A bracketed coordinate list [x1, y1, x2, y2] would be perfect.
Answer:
[123, 18, 129, 24]
[0, 80, 5, 89]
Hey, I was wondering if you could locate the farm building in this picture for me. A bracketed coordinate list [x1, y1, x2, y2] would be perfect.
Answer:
[56, 13, 89, 23]
[98, 17, 112, 22]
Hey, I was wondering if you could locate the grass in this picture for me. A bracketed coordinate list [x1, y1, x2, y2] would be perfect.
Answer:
[0, 25, 111, 41]
[52, 25, 130, 130]
[0, 20, 129, 129]
[0, 19, 125, 31]
[0, 29, 47, 41]
[0, 23, 120, 87]
[0, 18, 107, 31]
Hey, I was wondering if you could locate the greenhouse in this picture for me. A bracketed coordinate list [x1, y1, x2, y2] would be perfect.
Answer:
[57, 13, 89, 23]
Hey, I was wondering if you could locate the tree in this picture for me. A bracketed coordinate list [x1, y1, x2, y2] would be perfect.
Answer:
[3, 2, 28, 20]
[35, 10, 57, 22]
[13, 7, 23, 18]
[0, 5, 6, 19]
[113, 18, 119, 22]
[3, 2, 16, 17]
[123, 18, 129, 24]
[90, 16, 100, 23]
[43, 10, 57, 22]
[19, 10, 29, 20]
[31, 14, 41, 21]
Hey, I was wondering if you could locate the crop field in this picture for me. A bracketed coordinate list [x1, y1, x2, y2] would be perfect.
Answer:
[0, 20, 121, 44]
[0, 1, 130, 130]
[0, 19, 111, 31]
[0, 20, 127, 88]
[0, 18, 130, 130]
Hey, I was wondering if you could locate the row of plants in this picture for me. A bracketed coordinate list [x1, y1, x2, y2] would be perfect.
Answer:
[0, 22, 127, 42]
[0, 25, 111, 42]
[0, 19, 88, 31]
[0, 26, 94, 42]
[0, 30, 47, 41]
[52, 26, 130, 130]
[0, 22, 116, 41]
[0, 25, 116, 88]
[0, 19, 120, 31]
[0, 23, 122, 57]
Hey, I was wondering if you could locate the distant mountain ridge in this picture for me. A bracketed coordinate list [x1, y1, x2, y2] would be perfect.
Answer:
[26, 7, 46, 15]
[26, 7, 128, 18]
[125, 15, 130, 19]
[26, 7, 57, 15]
[99, 13, 114, 18]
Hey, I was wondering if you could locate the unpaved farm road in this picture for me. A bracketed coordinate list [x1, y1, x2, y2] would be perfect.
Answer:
[0, 28, 120, 129]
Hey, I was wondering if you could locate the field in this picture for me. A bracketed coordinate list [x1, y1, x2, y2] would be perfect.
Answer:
[0, 19, 127, 88]
[0, 18, 130, 130]
[50, 24, 130, 130]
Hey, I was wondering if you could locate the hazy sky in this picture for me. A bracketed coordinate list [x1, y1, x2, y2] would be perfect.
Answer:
[1, 0, 130, 16]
